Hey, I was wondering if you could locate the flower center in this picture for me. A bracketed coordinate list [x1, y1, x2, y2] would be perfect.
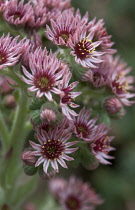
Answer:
[60, 33, 69, 42]
[65, 195, 81, 210]
[76, 123, 89, 138]
[75, 37, 95, 59]
[93, 136, 110, 153]
[77, 126, 86, 133]
[112, 75, 129, 95]
[13, 11, 22, 20]
[0, 50, 7, 64]
[34, 73, 55, 92]
[41, 139, 65, 160]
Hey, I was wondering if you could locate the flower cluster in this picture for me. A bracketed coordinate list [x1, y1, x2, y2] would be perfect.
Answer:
[0, 0, 134, 208]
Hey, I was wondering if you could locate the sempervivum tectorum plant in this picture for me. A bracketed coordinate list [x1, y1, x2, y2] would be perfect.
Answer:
[46, 9, 88, 47]
[22, 47, 68, 101]
[90, 124, 115, 165]
[108, 55, 135, 106]
[3, 0, 33, 29]
[87, 18, 116, 55]
[0, 34, 28, 70]
[69, 26, 104, 68]
[29, 123, 78, 174]
[49, 176, 103, 210]
[58, 70, 82, 120]
[73, 107, 99, 142]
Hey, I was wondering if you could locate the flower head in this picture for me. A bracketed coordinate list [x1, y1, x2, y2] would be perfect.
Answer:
[81, 55, 112, 87]
[22, 48, 67, 101]
[69, 26, 104, 68]
[88, 18, 116, 54]
[49, 176, 103, 210]
[0, 34, 27, 70]
[40, 108, 57, 123]
[29, 124, 78, 173]
[104, 97, 123, 115]
[90, 124, 115, 164]
[73, 107, 98, 142]
[58, 71, 81, 120]
[25, 3, 48, 30]
[108, 55, 135, 106]
[3, 0, 33, 28]
[46, 9, 88, 47]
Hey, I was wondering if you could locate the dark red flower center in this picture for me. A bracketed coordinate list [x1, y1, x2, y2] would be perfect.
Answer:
[75, 37, 95, 59]
[13, 11, 22, 20]
[34, 73, 55, 92]
[41, 139, 65, 160]
[65, 195, 81, 210]
[61, 87, 73, 104]
[93, 136, 110, 153]
[112, 75, 129, 95]
[76, 123, 89, 138]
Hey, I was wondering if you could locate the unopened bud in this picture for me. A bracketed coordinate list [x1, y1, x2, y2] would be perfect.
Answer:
[38, 166, 56, 180]
[1, 77, 16, 95]
[40, 108, 56, 123]
[5, 95, 16, 108]
[104, 97, 122, 114]
[21, 150, 37, 166]
[24, 202, 36, 210]
[23, 164, 38, 176]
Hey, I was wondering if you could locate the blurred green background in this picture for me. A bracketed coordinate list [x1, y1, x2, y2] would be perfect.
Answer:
[24, 1, 135, 209]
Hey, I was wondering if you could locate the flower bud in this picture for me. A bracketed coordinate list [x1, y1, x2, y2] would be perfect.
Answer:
[104, 97, 122, 114]
[38, 166, 56, 180]
[23, 164, 38, 176]
[21, 150, 37, 166]
[24, 202, 36, 210]
[5, 95, 16, 108]
[40, 108, 56, 123]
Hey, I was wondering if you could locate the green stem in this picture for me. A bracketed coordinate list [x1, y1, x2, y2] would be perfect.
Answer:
[0, 111, 9, 152]
[4, 89, 28, 191]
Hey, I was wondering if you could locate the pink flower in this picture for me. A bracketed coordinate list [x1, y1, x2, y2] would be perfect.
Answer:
[49, 176, 103, 210]
[88, 18, 117, 54]
[29, 125, 78, 173]
[81, 55, 112, 87]
[69, 26, 104, 68]
[22, 48, 67, 101]
[108, 55, 135, 106]
[25, 3, 48, 30]
[58, 71, 81, 120]
[104, 96, 123, 115]
[3, 0, 33, 28]
[46, 9, 88, 47]
[36, 0, 71, 17]
[90, 124, 115, 164]
[0, 34, 27, 70]
[73, 107, 98, 142]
